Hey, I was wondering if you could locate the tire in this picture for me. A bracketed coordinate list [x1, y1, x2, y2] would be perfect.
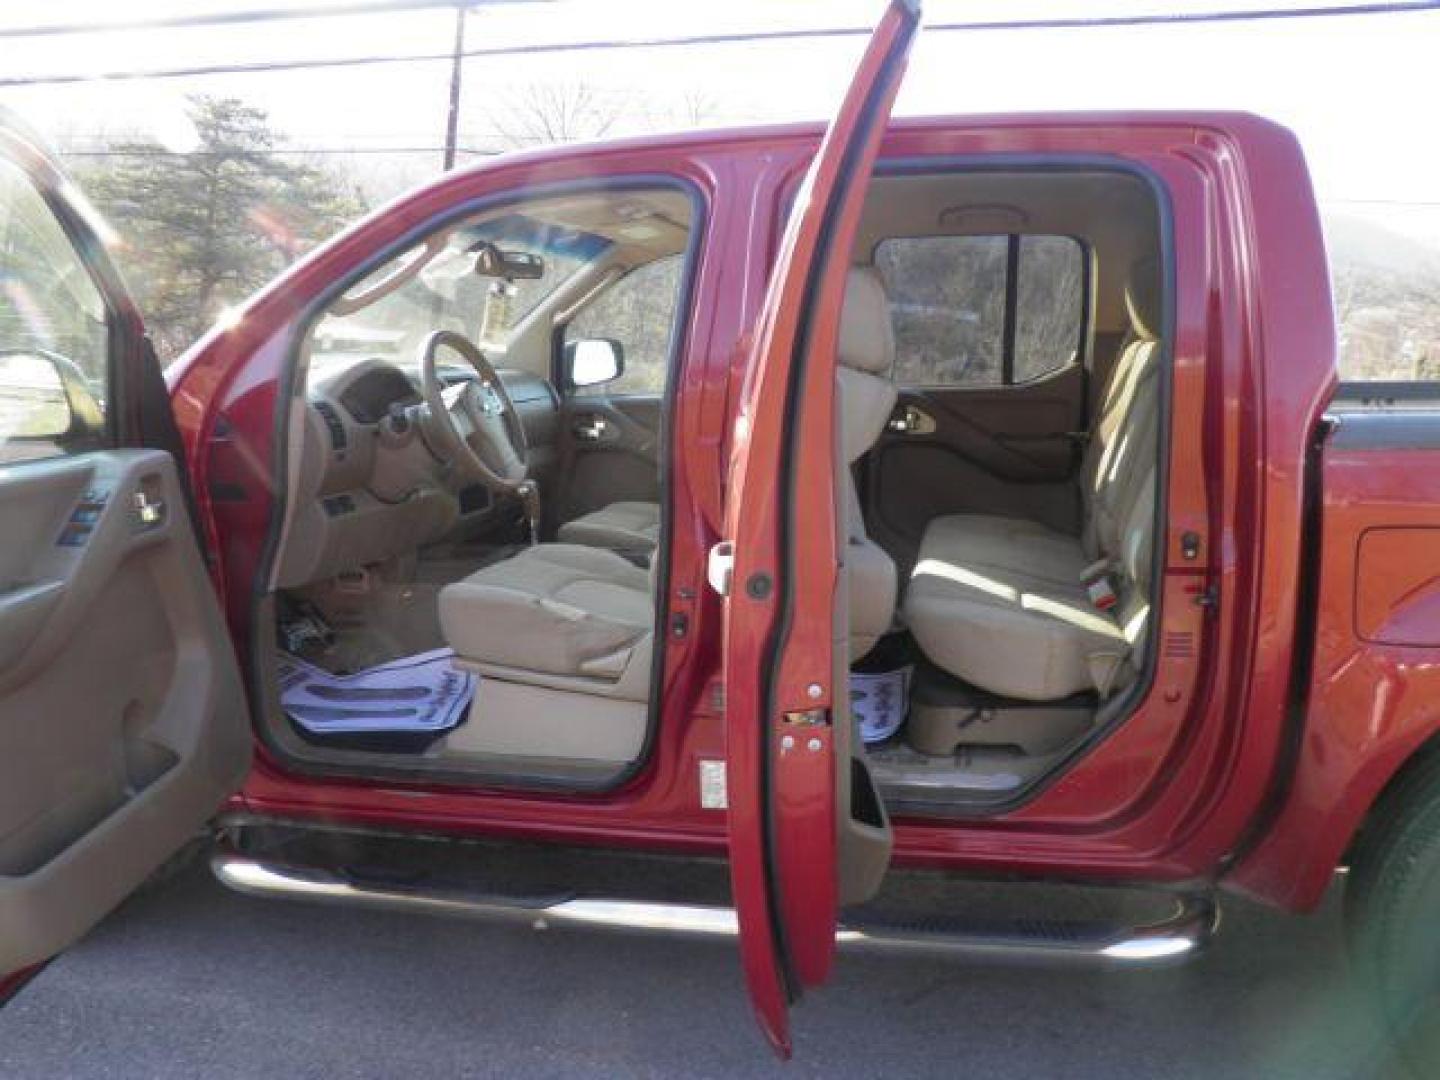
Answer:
[1346, 750, 1440, 1077]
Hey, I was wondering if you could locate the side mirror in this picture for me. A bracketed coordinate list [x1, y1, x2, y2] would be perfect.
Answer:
[565, 338, 624, 389]
[0, 350, 103, 449]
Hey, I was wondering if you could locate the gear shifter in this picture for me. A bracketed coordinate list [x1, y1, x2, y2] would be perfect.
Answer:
[517, 480, 541, 547]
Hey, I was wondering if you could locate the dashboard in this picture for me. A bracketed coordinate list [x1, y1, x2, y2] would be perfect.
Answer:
[273, 355, 560, 589]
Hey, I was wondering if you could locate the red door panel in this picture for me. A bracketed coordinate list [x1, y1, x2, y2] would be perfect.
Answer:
[721, 0, 919, 1056]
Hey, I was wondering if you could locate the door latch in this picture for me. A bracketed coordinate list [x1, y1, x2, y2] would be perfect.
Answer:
[887, 405, 936, 435]
[706, 541, 735, 597]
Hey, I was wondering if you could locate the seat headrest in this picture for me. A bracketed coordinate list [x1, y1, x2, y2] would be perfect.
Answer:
[1123, 257, 1162, 342]
[838, 267, 895, 375]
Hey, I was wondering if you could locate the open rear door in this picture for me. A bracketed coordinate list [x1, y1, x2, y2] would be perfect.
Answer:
[0, 115, 252, 980]
[719, 0, 918, 1056]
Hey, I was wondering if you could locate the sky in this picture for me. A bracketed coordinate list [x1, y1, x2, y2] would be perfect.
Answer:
[1, 0, 1437, 244]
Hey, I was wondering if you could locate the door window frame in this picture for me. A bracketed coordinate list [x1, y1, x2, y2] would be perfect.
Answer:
[797, 151, 1181, 816]
[258, 172, 708, 795]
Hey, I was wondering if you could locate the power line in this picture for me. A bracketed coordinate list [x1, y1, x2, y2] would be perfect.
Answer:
[1, 2, 1437, 88]
[930, 1, 1440, 31]
[57, 145, 498, 156]
[1325, 198, 1440, 207]
[0, 1, 541, 40]
[0, 0, 1431, 40]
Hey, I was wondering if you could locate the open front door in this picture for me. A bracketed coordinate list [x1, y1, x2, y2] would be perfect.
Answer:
[720, 0, 918, 1056]
[0, 116, 252, 980]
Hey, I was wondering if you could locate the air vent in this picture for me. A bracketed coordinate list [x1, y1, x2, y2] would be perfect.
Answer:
[312, 400, 347, 451]
[1164, 631, 1196, 661]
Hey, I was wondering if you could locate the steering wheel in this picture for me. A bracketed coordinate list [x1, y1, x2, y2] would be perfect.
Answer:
[418, 329, 529, 493]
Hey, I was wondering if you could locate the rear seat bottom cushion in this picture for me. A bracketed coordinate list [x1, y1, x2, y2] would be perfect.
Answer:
[902, 514, 1128, 702]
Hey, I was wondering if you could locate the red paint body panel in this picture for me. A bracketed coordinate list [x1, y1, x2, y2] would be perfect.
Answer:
[1230, 446, 1440, 908]
[165, 95, 1433, 919]
[721, 1, 916, 1053]
[1354, 528, 1440, 646]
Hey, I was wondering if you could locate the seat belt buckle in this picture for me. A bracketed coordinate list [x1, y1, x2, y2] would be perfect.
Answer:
[1086, 575, 1119, 612]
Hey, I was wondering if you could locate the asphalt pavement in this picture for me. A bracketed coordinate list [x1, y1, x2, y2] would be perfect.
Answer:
[0, 857, 1414, 1079]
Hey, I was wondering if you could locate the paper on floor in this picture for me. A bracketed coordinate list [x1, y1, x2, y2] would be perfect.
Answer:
[851, 665, 912, 744]
[278, 648, 475, 735]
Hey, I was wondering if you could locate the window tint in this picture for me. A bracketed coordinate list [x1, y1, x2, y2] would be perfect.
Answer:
[874, 234, 1085, 387]
[566, 255, 684, 396]
[0, 159, 108, 463]
[1015, 236, 1087, 382]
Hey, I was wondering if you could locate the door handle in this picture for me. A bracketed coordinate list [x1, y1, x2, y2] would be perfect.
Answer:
[573, 416, 610, 442]
[132, 491, 166, 527]
[887, 405, 936, 435]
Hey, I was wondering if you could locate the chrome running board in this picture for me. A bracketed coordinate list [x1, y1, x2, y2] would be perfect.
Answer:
[212, 839, 1216, 967]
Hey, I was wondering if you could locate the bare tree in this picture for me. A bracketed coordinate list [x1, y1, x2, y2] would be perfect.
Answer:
[672, 86, 720, 129]
[484, 83, 626, 149]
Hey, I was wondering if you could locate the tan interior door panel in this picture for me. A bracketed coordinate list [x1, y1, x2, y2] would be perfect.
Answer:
[557, 395, 663, 525]
[0, 448, 251, 972]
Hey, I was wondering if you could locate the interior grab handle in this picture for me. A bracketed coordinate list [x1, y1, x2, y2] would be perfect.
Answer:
[133, 490, 166, 527]
[888, 405, 936, 436]
[574, 416, 609, 442]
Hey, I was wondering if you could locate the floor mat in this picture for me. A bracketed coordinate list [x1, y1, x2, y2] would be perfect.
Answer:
[278, 648, 475, 749]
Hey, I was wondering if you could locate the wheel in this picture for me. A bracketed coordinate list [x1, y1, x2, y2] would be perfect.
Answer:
[1346, 749, 1440, 1077]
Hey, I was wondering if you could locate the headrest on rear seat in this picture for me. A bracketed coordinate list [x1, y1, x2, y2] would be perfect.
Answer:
[838, 267, 895, 375]
[1124, 257, 1162, 342]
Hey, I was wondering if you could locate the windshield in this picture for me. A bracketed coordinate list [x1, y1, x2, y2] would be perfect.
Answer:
[312, 209, 607, 376]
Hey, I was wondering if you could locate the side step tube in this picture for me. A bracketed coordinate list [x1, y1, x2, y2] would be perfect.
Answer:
[212, 841, 1216, 968]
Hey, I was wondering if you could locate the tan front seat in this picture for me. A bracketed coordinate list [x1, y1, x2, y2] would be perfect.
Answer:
[438, 543, 655, 763]
[556, 500, 660, 556]
[438, 268, 899, 762]
[550, 270, 901, 656]
[441, 543, 654, 695]
[836, 267, 899, 660]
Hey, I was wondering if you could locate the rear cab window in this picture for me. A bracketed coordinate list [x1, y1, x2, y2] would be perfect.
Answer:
[873, 234, 1086, 387]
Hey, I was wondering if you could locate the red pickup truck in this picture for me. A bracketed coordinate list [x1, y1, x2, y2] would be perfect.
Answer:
[3, 0, 1439, 1068]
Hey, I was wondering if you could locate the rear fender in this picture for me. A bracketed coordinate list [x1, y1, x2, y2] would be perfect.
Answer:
[1227, 441, 1440, 909]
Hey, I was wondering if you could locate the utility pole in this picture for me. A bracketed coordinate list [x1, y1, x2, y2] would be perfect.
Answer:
[442, 1, 468, 170]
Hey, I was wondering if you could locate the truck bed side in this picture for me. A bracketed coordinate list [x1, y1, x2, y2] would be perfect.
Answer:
[1229, 395, 1440, 908]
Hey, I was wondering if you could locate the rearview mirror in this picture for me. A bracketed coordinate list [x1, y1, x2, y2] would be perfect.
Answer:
[470, 240, 544, 281]
[566, 338, 624, 388]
